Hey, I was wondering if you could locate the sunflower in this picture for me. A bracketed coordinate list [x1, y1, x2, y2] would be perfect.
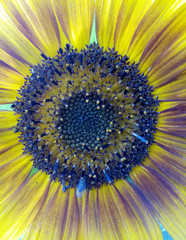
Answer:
[0, 0, 185, 239]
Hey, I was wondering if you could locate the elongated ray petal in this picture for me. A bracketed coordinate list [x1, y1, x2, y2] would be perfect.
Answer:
[0, 110, 18, 129]
[0, 154, 32, 204]
[154, 130, 186, 151]
[0, 89, 18, 104]
[23, 184, 79, 240]
[157, 103, 186, 138]
[131, 166, 186, 240]
[95, 0, 122, 49]
[0, 129, 21, 151]
[0, 172, 50, 240]
[0, 61, 25, 90]
[1, 0, 64, 57]
[127, 0, 185, 64]
[0, 143, 25, 166]
[0, 3, 42, 66]
[52, 0, 94, 50]
[139, 4, 186, 75]
[115, 0, 154, 56]
[0, 49, 30, 76]
[155, 73, 186, 102]
[147, 144, 185, 186]
[82, 181, 163, 240]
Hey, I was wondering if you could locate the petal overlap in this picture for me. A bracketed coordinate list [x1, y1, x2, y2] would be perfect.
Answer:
[95, 0, 122, 49]
[0, 2, 42, 66]
[1, 0, 62, 57]
[157, 103, 186, 138]
[131, 166, 186, 240]
[23, 182, 79, 240]
[52, 0, 94, 50]
[0, 154, 32, 204]
[0, 172, 50, 240]
[82, 181, 163, 240]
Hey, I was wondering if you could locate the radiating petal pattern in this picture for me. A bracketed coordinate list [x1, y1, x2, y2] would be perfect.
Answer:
[52, 0, 94, 50]
[1, 0, 63, 57]
[0, 61, 25, 90]
[0, 49, 30, 76]
[0, 2, 42, 66]
[0, 89, 18, 104]
[0, 143, 25, 166]
[0, 154, 32, 204]
[154, 130, 186, 151]
[131, 166, 186, 240]
[82, 181, 163, 240]
[157, 103, 186, 138]
[96, 0, 154, 51]
[0, 0, 185, 240]
[0, 61, 26, 103]
[154, 73, 186, 102]
[138, 3, 186, 74]
[95, 0, 122, 49]
[23, 183, 79, 240]
[147, 144, 185, 186]
[115, 0, 154, 55]
[0, 172, 50, 240]
[127, 0, 185, 64]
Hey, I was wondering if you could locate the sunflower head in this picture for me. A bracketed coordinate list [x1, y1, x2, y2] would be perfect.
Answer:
[0, 0, 185, 240]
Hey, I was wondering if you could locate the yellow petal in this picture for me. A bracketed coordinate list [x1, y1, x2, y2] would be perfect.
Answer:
[127, 0, 184, 64]
[139, 3, 186, 75]
[0, 143, 24, 166]
[1, 0, 63, 58]
[154, 130, 186, 151]
[52, 0, 94, 51]
[0, 110, 18, 129]
[115, 0, 153, 56]
[0, 129, 20, 151]
[82, 189, 103, 239]
[144, 155, 185, 190]
[82, 181, 162, 240]
[23, 184, 79, 240]
[131, 165, 186, 240]
[115, 181, 163, 240]
[95, 0, 122, 49]
[0, 61, 25, 91]
[22, 181, 60, 240]
[157, 101, 185, 113]
[0, 89, 18, 104]
[148, 143, 185, 174]
[0, 49, 30, 76]
[147, 38, 186, 88]
[76, 194, 85, 240]
[154, 72, 186, 101]
[0, 3, 42, 66]
[157, 103, 186, 138]
[0, 171, 50, 240]
[0, 154, 32, 204]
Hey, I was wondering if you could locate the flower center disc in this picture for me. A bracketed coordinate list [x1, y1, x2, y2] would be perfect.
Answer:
[12, 43, 159, 192]
[58, 91, 119, 152]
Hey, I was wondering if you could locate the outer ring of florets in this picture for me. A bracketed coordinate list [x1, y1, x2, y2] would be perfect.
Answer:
[12, 43, 159, 191]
